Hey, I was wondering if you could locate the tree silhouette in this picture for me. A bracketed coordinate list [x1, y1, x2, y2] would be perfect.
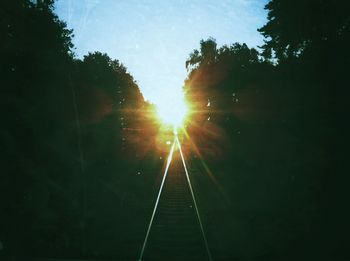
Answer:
[1, 1, 157, 258]
[186, 37, 217, 69]
[1, 0, 349, 259]
[185, 39, 267, 128]
[258, 0, 350, 61]
[182, 2, 349, 259]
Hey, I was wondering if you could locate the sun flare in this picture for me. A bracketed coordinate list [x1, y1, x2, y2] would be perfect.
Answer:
[155, 91, 189, 128]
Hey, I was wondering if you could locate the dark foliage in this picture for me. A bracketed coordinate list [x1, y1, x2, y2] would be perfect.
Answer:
[183, 1, 350, 259]
[1, 0, 158, 259]
[1, 0, 349, 260]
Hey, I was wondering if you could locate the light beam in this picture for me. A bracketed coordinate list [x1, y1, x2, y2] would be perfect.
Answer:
[138, 138, 176, 261]
[176, 136, 213, 261]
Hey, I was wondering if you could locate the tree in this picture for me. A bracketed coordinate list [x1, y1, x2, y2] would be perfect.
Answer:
[1, 1, 155, 258]
[186, 37, 217, 69]
[185, 39, 264, 126]
[258, 0, 350, 61]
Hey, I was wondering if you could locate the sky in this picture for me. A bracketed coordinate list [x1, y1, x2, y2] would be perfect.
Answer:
[55, 0, 268, 107]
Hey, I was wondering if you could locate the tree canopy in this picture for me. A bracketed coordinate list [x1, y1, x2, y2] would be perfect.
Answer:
[1, 0, 349, 259]
[258, 0, 350, 60]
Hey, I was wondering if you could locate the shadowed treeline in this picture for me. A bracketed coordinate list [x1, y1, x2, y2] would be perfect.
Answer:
[1, 0, 349, 260]
[184, 0, 349, 259]
[1, 0, 162, 259]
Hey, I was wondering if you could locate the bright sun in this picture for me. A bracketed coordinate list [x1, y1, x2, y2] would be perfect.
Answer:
[155, 91, 189, 128]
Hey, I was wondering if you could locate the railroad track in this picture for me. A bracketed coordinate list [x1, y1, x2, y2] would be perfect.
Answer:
[140, 138, 211, 261]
